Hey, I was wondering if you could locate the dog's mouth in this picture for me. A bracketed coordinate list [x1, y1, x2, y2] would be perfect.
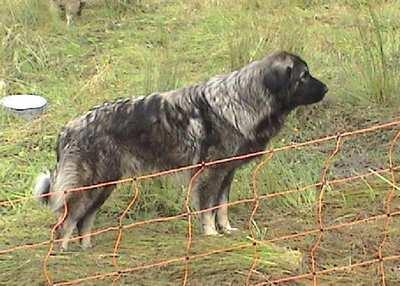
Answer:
[318, 85, 328, 101]
[318, 84, 329, 102]
[322, 84, 329, 95]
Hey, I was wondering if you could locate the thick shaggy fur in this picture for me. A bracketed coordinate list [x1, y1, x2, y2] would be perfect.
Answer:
[35, 51, 328, 250]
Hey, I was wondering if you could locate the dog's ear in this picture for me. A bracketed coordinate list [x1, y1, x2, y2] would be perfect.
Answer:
[263, 63, 291, 94]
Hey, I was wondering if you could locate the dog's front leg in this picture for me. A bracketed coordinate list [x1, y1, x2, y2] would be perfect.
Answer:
[201, 210, 218, 235]
[77, 211, 96, 250]
[216, 170, 238, 234]
[191, 168, 227, 236]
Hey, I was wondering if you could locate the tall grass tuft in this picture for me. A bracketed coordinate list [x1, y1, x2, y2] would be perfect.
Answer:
[0, 0, 59, 29]
[347, 2, 399, 104]
[228, 32, 268, 71]
[104, 0, 143, 13]
[143, 49, 186, 94]
[226, 13, 269, 71]
[273, 13, 306, 56]
[1, 31, 50, 75]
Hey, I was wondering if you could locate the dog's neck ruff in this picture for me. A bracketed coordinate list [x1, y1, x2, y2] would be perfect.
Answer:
[196, 61, 287, 147]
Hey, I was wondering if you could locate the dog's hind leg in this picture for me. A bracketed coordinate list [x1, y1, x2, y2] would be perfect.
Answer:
[216, 170, 238, 234]
[77, 211, 96, 250]
[49, 159, 89, 251]
[57, 215, 78, 251]
[76, 186, 115, 250]
[53, 203, 82, 251]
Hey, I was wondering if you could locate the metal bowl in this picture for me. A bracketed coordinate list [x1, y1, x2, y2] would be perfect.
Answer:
[1, 94, 47, 120]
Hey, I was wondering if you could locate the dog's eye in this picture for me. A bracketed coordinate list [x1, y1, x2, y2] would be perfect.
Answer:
[286, 66, 292, 78]
[298, 71, 309, 85]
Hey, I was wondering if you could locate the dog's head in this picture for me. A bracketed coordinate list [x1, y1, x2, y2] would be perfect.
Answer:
[262, 51, 328, 109]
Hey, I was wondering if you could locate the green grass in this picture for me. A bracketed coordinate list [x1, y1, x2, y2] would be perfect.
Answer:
[1, 0, 400, 285]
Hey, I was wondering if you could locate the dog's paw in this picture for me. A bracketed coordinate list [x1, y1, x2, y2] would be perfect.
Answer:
[80, 242, 93, 250]
[219, 226, 239, 234]
[50, 244, 71, 255]
[203, 228, 219, 236]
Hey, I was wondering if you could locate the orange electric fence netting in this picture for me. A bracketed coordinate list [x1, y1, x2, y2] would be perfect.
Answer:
[1, 118, 400, 285]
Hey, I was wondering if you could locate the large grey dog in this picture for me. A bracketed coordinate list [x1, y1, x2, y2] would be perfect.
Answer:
[34, 51, 328, 250]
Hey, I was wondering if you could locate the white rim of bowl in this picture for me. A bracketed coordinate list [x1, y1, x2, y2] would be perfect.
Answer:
[1, 94, 47, 110]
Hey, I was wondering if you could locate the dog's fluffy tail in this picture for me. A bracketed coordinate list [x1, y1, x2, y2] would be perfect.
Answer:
[33, 171, 51, 205]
